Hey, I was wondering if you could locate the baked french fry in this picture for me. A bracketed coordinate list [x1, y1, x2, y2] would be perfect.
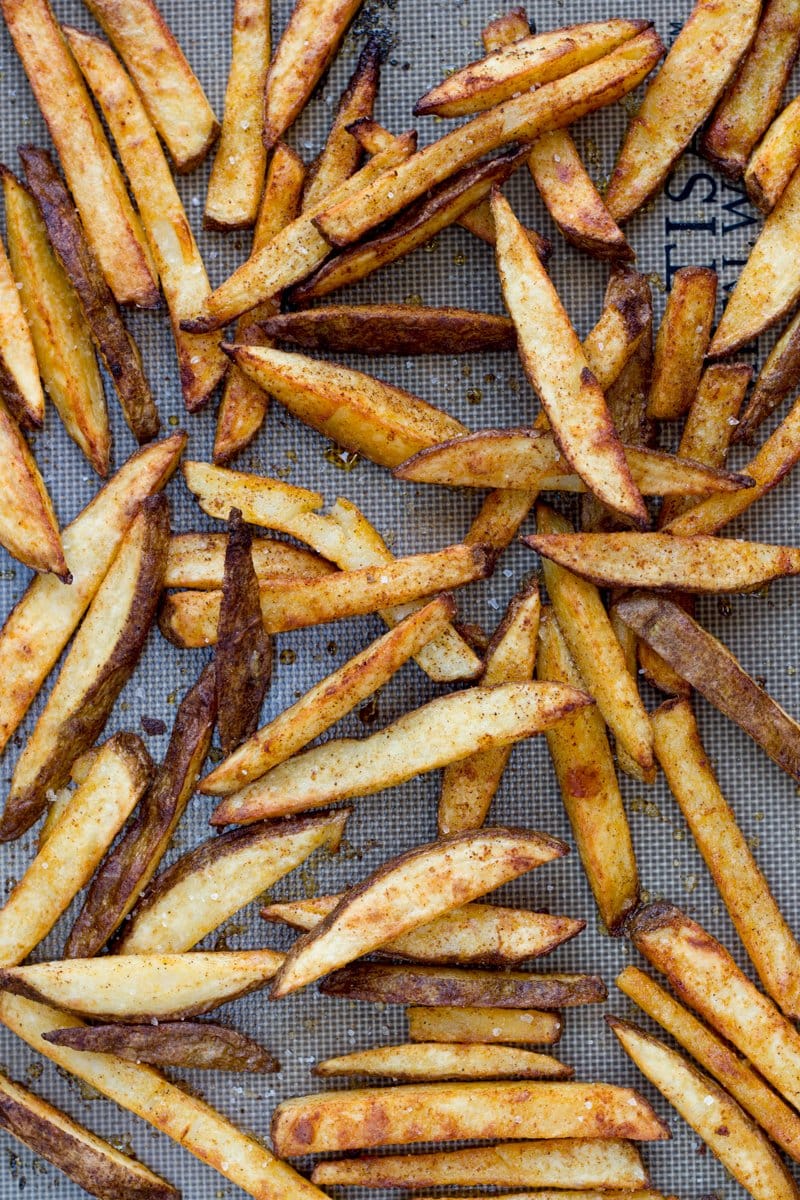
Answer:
[0, 734, 152, 967]
[407, 1005, 561, 1045]
[736, 310, 800, 442]
[464, 488, 540, 557]
[646, 267, 717, 419]
[42, 1022, 278, 1073]
[314, 1042, 572, 1081]
[166, 532, 333, 589]
[66, 26, 226, 411]
[321, 963, 606, 1009]
[37, 784, 73, 850]
[746, 92, 800, 211]
[605, 0, 761, 220]
[609, 1016, 800, 1200]
[0, 398, 67, 577]
[117, 810, 348, 954]
[259, 305, 517, 355]
[204, 0, 270, 228]
[410, 1194, 665, 1200]
[581, 291, 650, 390]
[0, 0, 158, 306]
[0, 233, 43, 427]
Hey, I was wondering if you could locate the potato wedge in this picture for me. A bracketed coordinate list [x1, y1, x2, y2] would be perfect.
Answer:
[0, 398, 67, 577]
[65, 664, 217, 958]
[314, 1042, 572, 1081]
[736, 309, 800, 442]
[439, 582, 540, 834]
[0, 232, 43, 428]
[43, 1021, 278, 1073]
[618, 965, 800, 1163]
[66, 26, 226, 411]
[464, 489, 540, 557]
[0, 0, 158, 306]
[166, 532, 333, 589]
[2, 165, 109, 474]
[118, 810, 348, 954]
[746, 92, 800, 211]
[204, 0, 269, 228]
[606, 0, 760, 220]
[703, 0, 800, 178]
[615, 591, 800, 783]
[0, 994, 328, 1200]
[0, 734, 152, 967]
[0, 1070, 178, 1200]
[19, 145, 158, 444]
[646, 267, 717, 420]
[321, 963, 606, 1009]
[0, 949, 283, 1022]
[609, 1016, 800, 1200]
[260, 305, 516, 355]
[407, 1006, 561, 1045]
[210, 682, 591, 825]
[653, 698, 800, 1018]
[581, 290, 651, 390]
[1, 496, 168, 841]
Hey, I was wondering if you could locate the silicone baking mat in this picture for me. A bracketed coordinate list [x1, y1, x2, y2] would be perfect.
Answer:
[1, 1, 798, 1196]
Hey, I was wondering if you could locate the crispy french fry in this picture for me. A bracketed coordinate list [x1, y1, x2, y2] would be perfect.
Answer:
[19, 145, 158, 444]
[581, 292, 650, 390]
[464, 488, 540, 557]
[407, 1006, 561, 1045]
[736, 310, 800, 442]
[1, 496, 168, 841]
[609, 1016, 800, 1200]
[0, 398, 67, 577]
[118, 810, 348, 954]
[646, 267, 717, 419]
[204, 0, 270, 228]
[259, 305, 517, 355]
[413, 1194, 666, 1200]
[43, 1021, 278, 1073]
[210, 682, 591, 825]
[0, 734, 152, 967]
[439, 583, 540, 834]
[166, 532, 333, 589]
[0, 233, 43, 428]
[0, 0, 158, 306]
[606, 0, 761, 220]
[314, 1042, 572, 1081]
[66, 26, 226, 411]
[2, 165, 109, 474]
[746, 92, 800, 211]
[321, 963, 606, 1009]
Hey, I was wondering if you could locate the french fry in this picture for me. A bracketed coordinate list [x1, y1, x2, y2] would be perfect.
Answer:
[439, 583, 540, 834]
[0, 0, 158, 306]
[314, 1042, 572, 1081]
[492, 192, 647, 528]
[746, 92, 800, 211]
[615, 591, 800, 783]
[2, 165, 109, 474]
[210, 682, 591, 825]
[703, 0, 800, 179]
[321, 963, 606, 1009]
[536, 608, 638, 933]
[204, 0, 270, 228]
[646, 267, 717, 419]
[407, 1006, 561, 1044]
[259, 305, 517, 355]
[0, 950, 284, 1022]
[0, 432, 184, 758]
[581, 290, 651, 389]
[271, 828, 568, 997]
[736, 310, 800, 442]
[412, 1194, 666, 1200]
[464, 488, 540, 557]
[166, 532, 333, 589]
[202, 598, 454, 794]
[117, 810, 348, 954]
[0, 233, 43, 427]
[608, 1016, 800, 1200]
[1, 496, 168, 842]
[65, 665, 217, 958]
[0, 1071, 178, 1200]
[605, 0, 761, 220]
[0, 398, 67, 577]
[37, 784, 73, 850]
[0, 994, 329, 1200]
[19, 144, 159, 444]
[653, 698, 800, 1018]
[42, 1021, 278, 1073]
[618, 965, 800, 1163]
[0, 734, 152, 967]
[66, 26, 226, 411]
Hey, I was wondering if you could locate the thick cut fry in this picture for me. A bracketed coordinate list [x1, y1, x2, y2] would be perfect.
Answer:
[703, 0, 800, 178]
[166, 532, 333, 589]
[492, 193, 646, 528]
[118, 810, 348, 954]
[653, 699, 800, 1017]
[0, 1071, 178, 1200]
[260, 305, 516, 355]
[618, 965, 800, 1163]
[66, 27, 226, 411]
[314, 1043, 572, 1081]
[609, 1017, 800, 1200]
[2, 496, 168, 841]
[616, 591, 800, 783]
[43, 1022, 278, 1073]
[646, 268, 717, 419]
[321, 963, 606, 1009]
[19, 145, 158, 443]
[606, 0, 760, 219]
[272, 828, 567, 997]
[210, 682, 590, 825]
[66, 665, 217, 958]
[0, 399, 66, 577]
[0, 0, 158, 306]
[439, 583, 540, 834]
[581, 293, 651, 388]
[0, 994, 328, 1200]
[737, 310, 800, 441]
[0, 734, 151, 967]
[746, 92, 800, 210]
[0, 234, 43, 427]
[2, 166, 109, 474]
[204, 0, 269, 228]
[407, 1006, 561, 1044]
[537, 609, 638, 933]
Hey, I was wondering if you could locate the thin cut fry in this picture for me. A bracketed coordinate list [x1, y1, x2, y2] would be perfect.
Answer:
[321, 963, 606, 1009]
[0, 232, 43, 428]
[0, 399, 66, 578]
[646, 267, 717, 419]
[314, 1042, 571, 1081]
[407, 1006, 562, 1045]
[260, 305, 516, 355]
[746, 92, 800, 211]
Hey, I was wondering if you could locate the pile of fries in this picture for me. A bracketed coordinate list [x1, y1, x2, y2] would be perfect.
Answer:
[3, 0, 800, 1196]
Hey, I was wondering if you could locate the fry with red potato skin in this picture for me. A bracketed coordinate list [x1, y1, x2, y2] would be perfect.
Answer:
[0, 233, 43, 428]
[321, 963, 606, 1009]
[609, 1016, 800, 1200]
[646, 267, 717, 419]
[653, 698, 800, 1018]
[605, 0, 761, 220]
[271, 827, 568, 997]
[165, 532, 333, 590]
[439, 583, 540, 834]
[42, 1021, 278, 1073]
[746, 92, 800, 211]
[259, 305, 516, 355]
[313, 1042, 572, 1081]
[204, 0, 269, 229]
[210, 682, 591, 825]
[0, 399, 67, 577]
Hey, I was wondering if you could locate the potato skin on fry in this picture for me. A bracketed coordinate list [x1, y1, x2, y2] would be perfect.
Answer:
[313, 1041, 573, 1081]
[43, 1021, 278, 1073]
[746, 92, 800, 212]
[260, 305, 516, 355]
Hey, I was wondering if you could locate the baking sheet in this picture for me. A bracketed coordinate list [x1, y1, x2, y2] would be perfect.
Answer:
[0, 0, 798, 1196]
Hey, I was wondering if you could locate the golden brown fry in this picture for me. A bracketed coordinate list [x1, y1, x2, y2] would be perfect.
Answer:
[259, 305, 516, 355]
[314, 1042, 571, 1081]
[746, 92, 800, 211]
[581, 293, 650, 389]
[646, 267, 717, 419]
[0, 233, 43, 428]
[42, 1022, 278, 1074]
[165, 532, 333, 589]
[322, 963, 606, 1009]
[736, 309, 800, 442]
[37, 784, 73, 850]
[412, 1194, 665, 1200]
[407, 1006, 562, 1045]
[0, 399, 66, 577]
